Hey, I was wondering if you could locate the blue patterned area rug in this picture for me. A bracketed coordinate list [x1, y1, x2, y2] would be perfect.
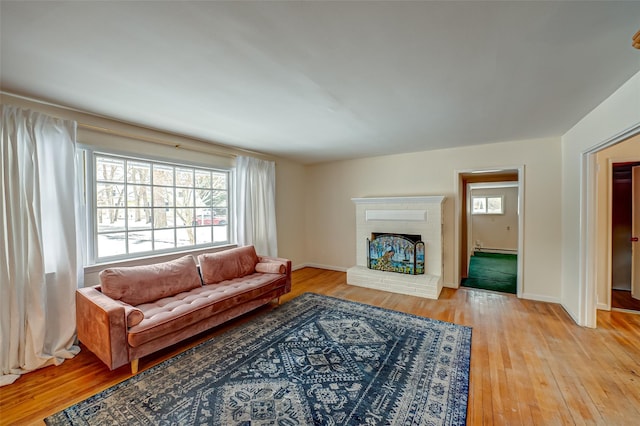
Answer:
[46, 293, 472, 425]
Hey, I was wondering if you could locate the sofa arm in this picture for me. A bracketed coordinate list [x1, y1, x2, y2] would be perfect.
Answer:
[258, 256, 292, 293]
[76, 286, 131, 371]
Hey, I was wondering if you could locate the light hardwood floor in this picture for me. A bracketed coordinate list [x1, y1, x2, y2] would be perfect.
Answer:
[1, 268, 639, 425]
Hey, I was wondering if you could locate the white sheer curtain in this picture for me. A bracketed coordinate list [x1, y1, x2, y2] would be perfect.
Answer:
[235, 156, 278, 256]
[0, 105, 82, 386]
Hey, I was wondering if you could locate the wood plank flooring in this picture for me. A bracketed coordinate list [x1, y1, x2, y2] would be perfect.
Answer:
[612, 289, 640, 312]
[1, 268, 639, 425]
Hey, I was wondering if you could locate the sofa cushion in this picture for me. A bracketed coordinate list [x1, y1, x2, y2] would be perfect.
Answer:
[255, 262, 286, 274]
[100, 255, 202, 306]
[128, 272, 286, 347]
[198, 246, 259, 285]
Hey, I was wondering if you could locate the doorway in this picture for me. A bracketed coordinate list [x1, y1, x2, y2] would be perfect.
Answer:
[610, 161, 640, 312]
[589, 131, 640, 323]
[456, 168, 522, 296]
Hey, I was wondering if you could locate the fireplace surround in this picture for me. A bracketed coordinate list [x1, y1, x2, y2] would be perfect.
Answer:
[347, 196, 445, 299]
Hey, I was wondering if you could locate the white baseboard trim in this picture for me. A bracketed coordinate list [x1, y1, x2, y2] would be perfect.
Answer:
[291, 268, 568, 307]
[596, 302, 610, 311]
[292, 263, 348, 272]
[612, 286, 632, 291]
[611, 307, 640, 315]
[520, 293, 561, 304]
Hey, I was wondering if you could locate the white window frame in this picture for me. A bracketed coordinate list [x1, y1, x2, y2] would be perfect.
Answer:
[472, 195, 504, 215]
[83, 148, 232, 264]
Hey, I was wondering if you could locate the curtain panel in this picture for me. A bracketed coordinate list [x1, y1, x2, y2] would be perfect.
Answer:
[0, 105, 82, 386]
[235, 156, 278, 257]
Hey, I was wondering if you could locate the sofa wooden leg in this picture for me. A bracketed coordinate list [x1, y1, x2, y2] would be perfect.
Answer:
[131, 359, 139, 375]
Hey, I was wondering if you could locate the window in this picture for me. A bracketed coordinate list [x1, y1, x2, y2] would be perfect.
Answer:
[472, 196, 503, 214]
[90, 152, 230, 261]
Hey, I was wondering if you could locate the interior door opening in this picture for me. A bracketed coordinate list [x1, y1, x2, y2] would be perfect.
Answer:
[457, 169, 522, 296]
[611, 161, 640, 312]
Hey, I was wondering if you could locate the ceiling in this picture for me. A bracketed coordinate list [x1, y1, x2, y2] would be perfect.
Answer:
[1, 1, 639, 164]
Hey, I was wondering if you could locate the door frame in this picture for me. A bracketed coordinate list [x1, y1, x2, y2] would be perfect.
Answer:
[632, 165, 640, 301]
[454, 166, 525, 296]
[604, 157, 640, 310]
[581, 124, 640, 327]
[466, 181, 520, 263]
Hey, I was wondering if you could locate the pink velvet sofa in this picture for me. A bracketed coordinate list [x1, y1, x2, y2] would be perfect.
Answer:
[76, 245, 291, 374]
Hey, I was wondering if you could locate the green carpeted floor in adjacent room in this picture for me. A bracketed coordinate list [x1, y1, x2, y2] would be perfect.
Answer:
[462, 251, 517, 294]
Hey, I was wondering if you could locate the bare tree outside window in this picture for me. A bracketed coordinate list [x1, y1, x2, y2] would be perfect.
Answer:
[472, 196, 503, 215]
[94, 153, 230, 260]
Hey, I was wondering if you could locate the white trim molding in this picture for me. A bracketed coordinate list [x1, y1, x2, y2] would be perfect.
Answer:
[293, 263, 348, 272]
[351, 196, 446, 204]
[580, 122, 640, 328]
[454, 166, 525, 296]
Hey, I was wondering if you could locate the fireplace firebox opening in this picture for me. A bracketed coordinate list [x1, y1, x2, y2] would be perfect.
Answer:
[367, 233, 425, 275]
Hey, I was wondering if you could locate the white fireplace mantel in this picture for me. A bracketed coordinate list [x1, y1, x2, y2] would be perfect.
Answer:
[347, 195, 446, 299]
[351, 196, 445, 204]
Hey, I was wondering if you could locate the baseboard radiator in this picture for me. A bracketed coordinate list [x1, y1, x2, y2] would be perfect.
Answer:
[474, 247, 517, 254]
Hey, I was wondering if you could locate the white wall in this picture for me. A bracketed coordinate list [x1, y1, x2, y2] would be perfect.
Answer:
[274, 158, 308, 268]
[561, 70, 640, 325]
[306, 137, 562, 302]
[8, 63, 639, 321]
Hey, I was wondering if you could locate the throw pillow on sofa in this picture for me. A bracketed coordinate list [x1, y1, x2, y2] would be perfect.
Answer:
[100, 255, 202, 306]
[198, 245, 259, 285]
[255, 262, 286, 274]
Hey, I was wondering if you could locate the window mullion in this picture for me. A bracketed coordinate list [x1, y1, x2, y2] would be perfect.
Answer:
[91, 152, 230, 263]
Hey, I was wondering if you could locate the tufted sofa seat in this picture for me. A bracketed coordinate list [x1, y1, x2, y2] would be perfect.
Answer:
[76, 246, 291, 374]
[128, 274, 285, 347]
